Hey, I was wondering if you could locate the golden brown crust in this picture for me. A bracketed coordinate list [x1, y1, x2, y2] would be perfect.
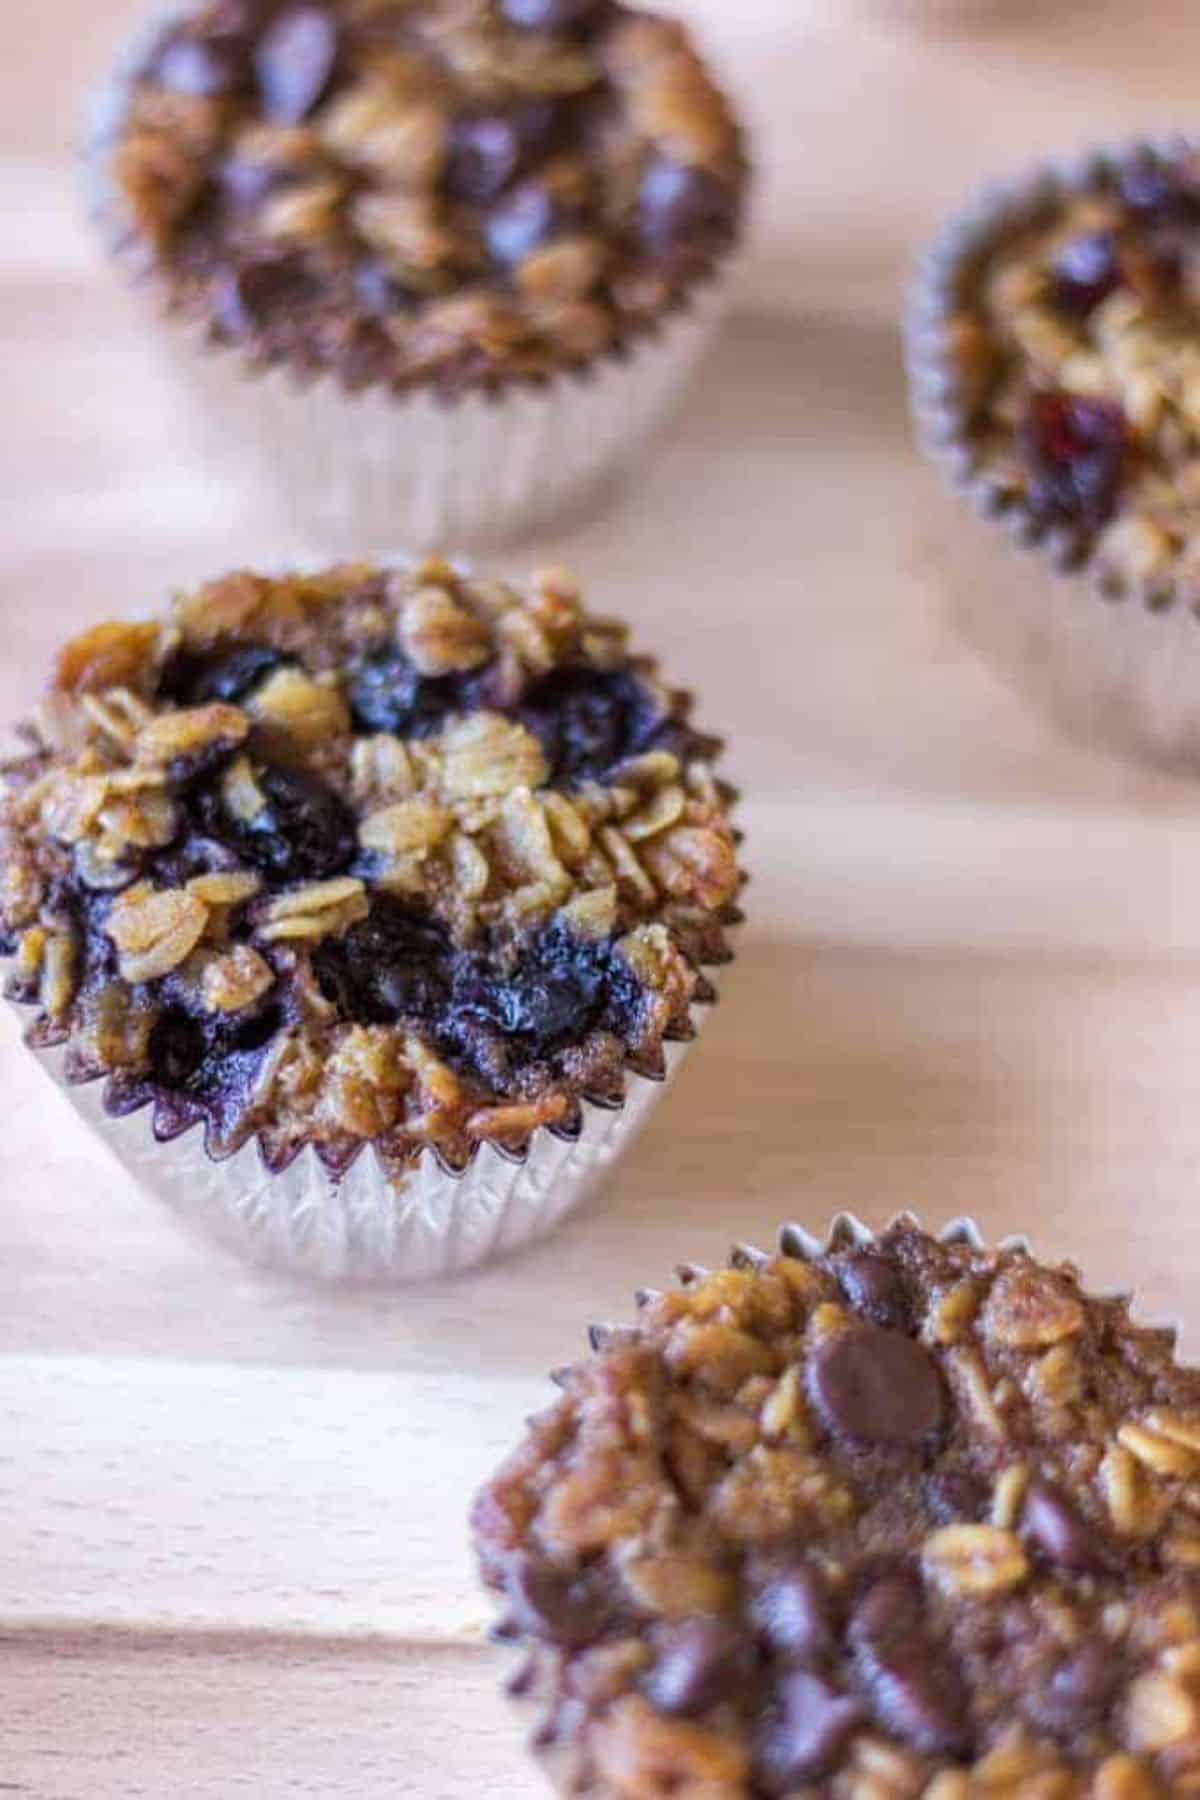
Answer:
[99, 0, 748, 395]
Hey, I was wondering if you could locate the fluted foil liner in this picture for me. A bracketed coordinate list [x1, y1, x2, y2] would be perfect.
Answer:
[84, 2, 737, 556]
[3, 991, 709, 1282]
[905, 133, 1200, 773]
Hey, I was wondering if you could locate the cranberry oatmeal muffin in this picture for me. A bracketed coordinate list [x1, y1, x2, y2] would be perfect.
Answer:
[474, 1216, 1200, 1795]
[908, 138, 1200, 769]
[88, 0, 748, 549]
[0, 560, 740, 1279]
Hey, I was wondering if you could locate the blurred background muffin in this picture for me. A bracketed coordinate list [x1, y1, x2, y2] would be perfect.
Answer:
[87, 0, 749, 552]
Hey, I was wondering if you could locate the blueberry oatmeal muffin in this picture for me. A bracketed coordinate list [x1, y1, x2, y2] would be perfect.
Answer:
[88, 0, 749, 548]
[0, 560, 740, 1279]
[909, 140, 1200, 768]
[474, 1217, 1200, 1795]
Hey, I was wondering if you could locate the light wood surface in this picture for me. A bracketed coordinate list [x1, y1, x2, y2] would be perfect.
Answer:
[9, 4, 1200, 1795]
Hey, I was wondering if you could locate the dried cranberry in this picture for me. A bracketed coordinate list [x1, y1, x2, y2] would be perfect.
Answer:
[199, 762, 356, 884]
[519, 665, 670, 785]
[1050, 231, 1122, 317]
[158, 642, 288, 707]
[1019, 389, 1128, 530]
[346, 646, 495, 738]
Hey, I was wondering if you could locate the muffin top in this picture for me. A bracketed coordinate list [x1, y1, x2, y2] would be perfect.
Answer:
[931, 145, 1200, 600]
[0, 560, 739, 1176]
[473, 1219, 1200, 1795]
[101, 0, 747, 393]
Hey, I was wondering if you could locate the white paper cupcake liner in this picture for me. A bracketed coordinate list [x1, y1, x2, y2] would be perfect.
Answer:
[2, 988, 719, 1282]
[83, 2, 738, 556]
[905, 133, 1200, 772]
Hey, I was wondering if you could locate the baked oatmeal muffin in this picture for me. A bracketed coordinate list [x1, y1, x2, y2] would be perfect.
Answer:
[908, 137, 1200, 770]
[474, 1215, 1200, 1795]
[87, 0, 749, 550]
[0, 559, 741, 1279]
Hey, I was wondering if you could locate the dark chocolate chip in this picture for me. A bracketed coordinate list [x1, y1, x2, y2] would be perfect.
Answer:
[746, 1558, 832, 1664]
[214, 256, 316, 337]
[847, 1570, 924, 1660]
[1121, 159, 1177, 217]
[354, 260, 416, 318]
[863, 1653, 972, 1758]
[254, 5, 338, 124]
[1050, 231, 1123, 318]
[837, 1252, 910, 1332]
[1120, 156, 1200, 224]
[445, 116, 524, 205]
[1022, 1640, 1120, 1740]
[754, 1672, 862, 1793]
[511, 97, 566, 159]
[639, 159, 736, 245]
[485, 183, 561, 265]
[809, 1325, 944, 1447]
[156, 34, 241, 97]
[925, 1469, 988, 1525]
[503, 1553, 615, 1649]
[220, 154, 287, 208]
[1021, 1482, 1110, 1575]
[499, 0, 606, 30]
[643, 1620, 752, 1717]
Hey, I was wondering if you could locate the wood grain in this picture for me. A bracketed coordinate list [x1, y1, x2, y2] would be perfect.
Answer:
[6, 5, 1200, 1796]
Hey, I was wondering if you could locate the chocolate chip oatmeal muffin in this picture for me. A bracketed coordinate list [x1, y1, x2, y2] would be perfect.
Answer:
[474, 1216, 1200, 1795]
[87, 0, 749, 549]
[908, 138, 1200, 770]
[0, 559, 741, 1279]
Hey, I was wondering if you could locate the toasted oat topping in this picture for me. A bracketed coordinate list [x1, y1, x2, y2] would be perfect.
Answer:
[0, 560, 739, 1175]
[936, 148, 1200, 599]
[472, 1221, 1200, 1796]
[101, 0, 747, 393]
